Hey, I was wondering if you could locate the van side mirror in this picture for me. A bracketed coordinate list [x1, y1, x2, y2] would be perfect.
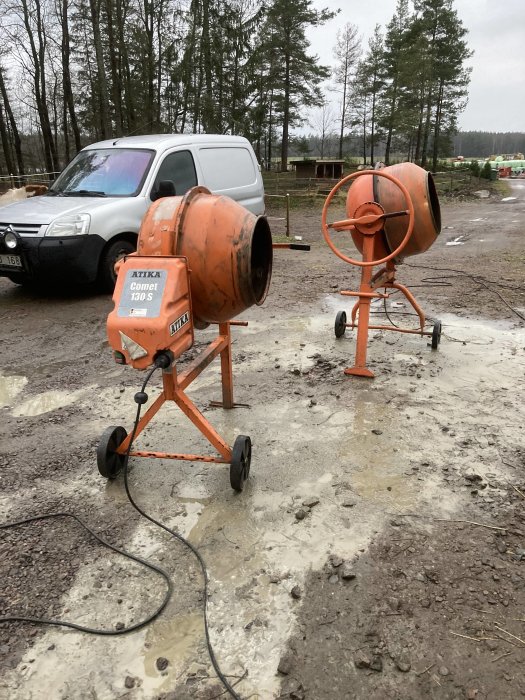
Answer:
[152, 180, 176, 201]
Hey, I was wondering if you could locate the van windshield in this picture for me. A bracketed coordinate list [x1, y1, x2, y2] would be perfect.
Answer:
[48, 148, 154, 197]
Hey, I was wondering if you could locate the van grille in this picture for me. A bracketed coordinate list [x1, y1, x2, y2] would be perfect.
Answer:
[0, 222, 43, 236]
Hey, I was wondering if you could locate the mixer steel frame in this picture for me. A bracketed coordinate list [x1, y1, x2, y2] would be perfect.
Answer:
[115, 320, 245, 465]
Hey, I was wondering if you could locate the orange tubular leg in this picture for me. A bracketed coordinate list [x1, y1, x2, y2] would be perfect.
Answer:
[388, 281, 426, 333]
[219, 322, 234, 409]
[345, 235, 376, 378]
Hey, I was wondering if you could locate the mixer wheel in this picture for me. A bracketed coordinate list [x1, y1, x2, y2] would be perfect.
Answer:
[230, 435, 252, 492]
[431, 320, 442, 350]
[334, 310, 347, 338]
[97, 425, 128, 479]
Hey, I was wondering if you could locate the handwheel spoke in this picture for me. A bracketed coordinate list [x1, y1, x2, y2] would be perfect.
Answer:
[382, 209, 409, 220]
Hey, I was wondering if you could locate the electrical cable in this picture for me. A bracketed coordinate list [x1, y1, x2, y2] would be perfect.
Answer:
[0, 359, 244, 700]
[405, 263, 525, 322]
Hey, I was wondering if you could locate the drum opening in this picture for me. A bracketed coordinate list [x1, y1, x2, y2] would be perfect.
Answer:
[250, 217, 273, 304]
[427, 173, 441, 232]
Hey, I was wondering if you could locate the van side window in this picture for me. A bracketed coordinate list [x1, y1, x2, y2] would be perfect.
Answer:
[152, 150, 197, 198]
[197, 147, 256, 190]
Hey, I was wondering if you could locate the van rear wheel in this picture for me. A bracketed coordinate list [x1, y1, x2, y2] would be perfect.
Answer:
[98, 239, 135, 293]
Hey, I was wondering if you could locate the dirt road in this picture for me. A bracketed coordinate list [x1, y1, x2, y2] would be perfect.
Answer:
[0, 181, 524, 700]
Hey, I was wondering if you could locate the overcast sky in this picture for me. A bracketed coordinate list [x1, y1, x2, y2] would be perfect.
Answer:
[307, 0, 525, 133]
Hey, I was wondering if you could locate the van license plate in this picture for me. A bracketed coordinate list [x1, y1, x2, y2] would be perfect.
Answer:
[0, 254, 22, 267]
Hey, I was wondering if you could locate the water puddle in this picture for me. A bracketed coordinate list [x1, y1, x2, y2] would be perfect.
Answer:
[12, 388, 84, 417]
[143, 614, 202, 681]
[0, 373, 27, 407]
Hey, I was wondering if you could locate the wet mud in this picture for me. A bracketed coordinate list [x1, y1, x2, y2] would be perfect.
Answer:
[0, 186, 524, 699]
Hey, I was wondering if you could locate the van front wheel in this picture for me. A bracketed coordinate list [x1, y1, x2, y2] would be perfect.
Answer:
[98, 239, 135, 293]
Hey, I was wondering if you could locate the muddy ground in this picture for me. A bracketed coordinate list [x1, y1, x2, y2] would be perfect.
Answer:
[0, 180, 524, 700]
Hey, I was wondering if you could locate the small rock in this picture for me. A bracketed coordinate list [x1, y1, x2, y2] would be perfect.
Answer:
[438, 665, 449, 676]
[370, 655, 383, 672]
[269, 574, 280, 584]
[371, 429, 383, 435]
[124, 676, 136, 689]
[302, 497, 320, 508]
[514, 548, 525, 561]
[329, 555, 343, 568]
[354, 651, 371, 669]
[290, 585, 302, 600]
[341, 563, 356, 580]
[485, 639, 498, 651]
[496, 541, 507, 554]
[473, 190, 490, 198]
[420, 598, 431, 608]
[395, 657, 411, 673]
[115, 622, 125, 631]
[156, 657, 169, 672]
[342, 498, 357, 508]
[295, 509, 308, 521]
[328, 574, 339, 584]
[277, 653, 294, 675]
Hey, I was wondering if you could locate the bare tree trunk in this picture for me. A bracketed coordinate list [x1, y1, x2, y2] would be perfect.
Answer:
[60, 0, 81, 154]
[21, 0, 59, 173]
[116, 0, 136, 133]
[280, 53, 290, 171]
[0, 102, 15, 178]
[0, 65, 25, 180]
[105, 0, 124, 134]
[89, 0, 112, 138]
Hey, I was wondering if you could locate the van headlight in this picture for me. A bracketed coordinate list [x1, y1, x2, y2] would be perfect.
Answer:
[46, 213, 91, 237]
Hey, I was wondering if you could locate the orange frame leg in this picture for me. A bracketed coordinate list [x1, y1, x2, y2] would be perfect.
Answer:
[116, 324, 240, 464]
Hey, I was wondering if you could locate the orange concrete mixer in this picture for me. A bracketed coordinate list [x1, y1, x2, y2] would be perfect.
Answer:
[321, 163, 442, 378]
[98, 187, 273, 491]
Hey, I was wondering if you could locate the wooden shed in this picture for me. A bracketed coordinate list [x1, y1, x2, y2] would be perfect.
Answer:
[290, 159, 344, 179]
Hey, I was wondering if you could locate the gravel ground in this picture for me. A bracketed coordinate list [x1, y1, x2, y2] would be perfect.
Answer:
[0, 180, 524, 700]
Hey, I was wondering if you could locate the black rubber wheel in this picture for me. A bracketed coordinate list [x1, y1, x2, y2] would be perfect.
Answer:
[230, 435, 252, 492]
[334, 310, 347, 338]
[97, 239, 135, 293]
[97, 425, 128, 479]
[431, 320, 442, 350]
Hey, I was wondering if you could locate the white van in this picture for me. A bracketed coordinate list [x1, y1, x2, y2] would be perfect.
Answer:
[0, 134, 265, 290]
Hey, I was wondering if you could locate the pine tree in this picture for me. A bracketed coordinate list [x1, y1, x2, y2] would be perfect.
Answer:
[261, 0, 336, 171]
[412, 0, 472, 170]
[332, 22, 361, 160]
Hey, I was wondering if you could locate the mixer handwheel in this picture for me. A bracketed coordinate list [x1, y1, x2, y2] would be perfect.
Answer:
[431, 320, 442, 350]
[97, 425, 128, 479]
[230, 435, 252, 492]
[334, 310, 347, 338]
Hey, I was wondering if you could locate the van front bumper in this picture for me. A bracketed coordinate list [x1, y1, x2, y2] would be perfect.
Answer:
[0, 234, 106, 283]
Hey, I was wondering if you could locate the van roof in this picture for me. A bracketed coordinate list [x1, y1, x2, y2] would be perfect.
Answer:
[84, 134, 251, 151]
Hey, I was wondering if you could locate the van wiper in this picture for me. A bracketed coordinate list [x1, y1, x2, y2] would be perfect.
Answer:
[63, 189, 106, 197]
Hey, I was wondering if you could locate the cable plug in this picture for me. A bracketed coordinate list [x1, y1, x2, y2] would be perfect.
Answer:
[154, 352, 172, 369]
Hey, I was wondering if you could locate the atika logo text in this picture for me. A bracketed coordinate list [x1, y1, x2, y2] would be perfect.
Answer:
[131, 271, 161, 278]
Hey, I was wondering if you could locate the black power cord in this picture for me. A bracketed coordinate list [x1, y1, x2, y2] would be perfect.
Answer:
[405, 263, 525, 323]
[0, 357, 244, 700]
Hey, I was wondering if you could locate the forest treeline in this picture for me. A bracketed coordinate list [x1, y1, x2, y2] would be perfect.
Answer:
[1, 0, 473, 179]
